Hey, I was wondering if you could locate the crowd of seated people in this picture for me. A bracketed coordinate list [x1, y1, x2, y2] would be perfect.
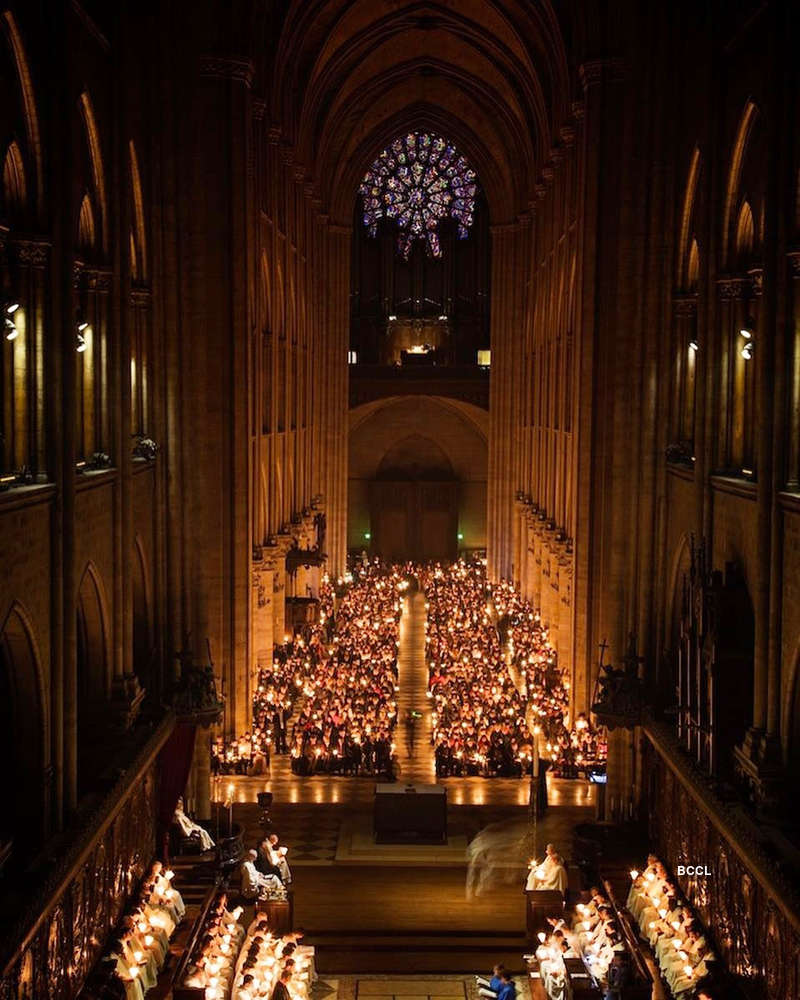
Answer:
[213, 562, 401, 778]
[211, 637, 308, 774]
[180, 894, 246, 998]
[107, 863, 186, 998]
[525, 887, 631, 1000]
[492, 578, 608, 780]
[572, 887, 631, 990]
[232, 922, 314, 1000]
[422, 561, 564, 776]
[288, 563, 401, 776]
[628, 855, 719, 997]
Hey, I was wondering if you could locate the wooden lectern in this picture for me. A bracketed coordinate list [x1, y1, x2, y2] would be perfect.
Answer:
[524, 888, 564, 940]
[256, 891, 294, 935]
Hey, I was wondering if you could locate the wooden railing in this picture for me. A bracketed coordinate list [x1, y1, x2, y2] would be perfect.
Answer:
[0, 713, 175, 1000]
[643, 722, 800, 999]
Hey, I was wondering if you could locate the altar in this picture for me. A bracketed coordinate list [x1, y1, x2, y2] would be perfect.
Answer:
[373, 783, 447, 843]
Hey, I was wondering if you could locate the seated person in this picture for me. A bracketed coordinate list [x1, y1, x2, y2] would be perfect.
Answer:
[526, 843, 568, 893]
[271, 968, 293, 1000]
[235, 972, 257, 1000]
[496, 970, 516, 1000]
[476, 963, 505, 997]
[268, 833, 293, 884]
[173, 796, 216, 852]
[241, 849, 283, 900]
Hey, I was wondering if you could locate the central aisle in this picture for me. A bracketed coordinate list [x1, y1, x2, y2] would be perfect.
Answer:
[394, 589, 436, 784]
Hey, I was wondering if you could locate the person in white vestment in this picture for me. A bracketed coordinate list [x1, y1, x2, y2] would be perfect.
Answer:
[241, 849, 283, 899]
[526, 843, 568, 893]
[174, 796, 216, 852]
[268, 834, 293, 884]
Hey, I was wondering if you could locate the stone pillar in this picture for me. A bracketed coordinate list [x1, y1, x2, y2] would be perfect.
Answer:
[190, 726, 212, 824]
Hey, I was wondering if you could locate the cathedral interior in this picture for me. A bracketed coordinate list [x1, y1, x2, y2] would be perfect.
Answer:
[1, 1, 800, 998]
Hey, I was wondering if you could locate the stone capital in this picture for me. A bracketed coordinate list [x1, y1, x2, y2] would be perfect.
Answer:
[716, 274, 750, 300]
[11, 235, 50, 267]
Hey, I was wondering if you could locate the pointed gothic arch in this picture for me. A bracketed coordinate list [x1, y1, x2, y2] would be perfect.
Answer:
[2, 139, 26, 214]
[78, 92, 108, 253]
[0, 11, 42, 215]
[0, 602, 48, 851]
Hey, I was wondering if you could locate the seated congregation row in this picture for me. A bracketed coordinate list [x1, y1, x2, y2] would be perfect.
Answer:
[212, 561, 403, 778]
[531, 872, 720, 1000]
[181, 905, 314, 1000]
[83, 863, 186, 998]
[627, 856, 720, 997]
[422, 561, 606, 778]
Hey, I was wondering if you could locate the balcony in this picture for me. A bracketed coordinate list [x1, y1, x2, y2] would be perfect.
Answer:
[349, 362, 490, 409]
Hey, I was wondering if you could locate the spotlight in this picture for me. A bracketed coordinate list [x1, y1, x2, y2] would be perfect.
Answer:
[5, 317, 18, 341]
[77, 320, 89, 332]
[388, 314, 397, 321]
[5, 300, 19, 314]
[740, 341, 753, 360]
[739, 321, 754, 340]
[77, 333, 87, 353]
[688, 339, 698, 353]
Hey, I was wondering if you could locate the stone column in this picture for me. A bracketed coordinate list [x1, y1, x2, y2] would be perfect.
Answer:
[190, 725, 212, 824]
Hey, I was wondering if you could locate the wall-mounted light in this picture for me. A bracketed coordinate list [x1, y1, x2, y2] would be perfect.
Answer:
[438, 314, 448, 321]
[347, 349, 358, 364]
[477, 349, 491, 367]
[688, 339, 699, 353]
[388, 314, 397, 321]
[364, 531, 371, 541]
[457, 532, 464, 541]
[739, 318, 754, 360]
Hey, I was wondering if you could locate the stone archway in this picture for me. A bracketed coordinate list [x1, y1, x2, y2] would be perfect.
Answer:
[0, 604, 47, 853]
[370, 434, 458, 563]
[76, 564, 110, 792]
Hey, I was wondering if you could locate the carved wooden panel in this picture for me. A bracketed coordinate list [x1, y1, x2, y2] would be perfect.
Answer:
[645, 739, 799, 999]
[0, 761, 158, 1000]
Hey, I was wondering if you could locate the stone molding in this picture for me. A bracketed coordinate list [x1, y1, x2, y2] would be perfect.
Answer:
[716, 274, 751, 300]
[11, 236, 50, 267]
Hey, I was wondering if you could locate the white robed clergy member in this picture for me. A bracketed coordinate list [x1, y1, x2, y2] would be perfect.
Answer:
[526, 843, 568, 893]
[268, 834, 293, 884]
[241, 849, 283, 900]
[174, 796, 216, 852]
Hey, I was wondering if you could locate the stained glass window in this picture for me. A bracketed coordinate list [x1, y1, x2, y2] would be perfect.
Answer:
[359, 132, 478, 259]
